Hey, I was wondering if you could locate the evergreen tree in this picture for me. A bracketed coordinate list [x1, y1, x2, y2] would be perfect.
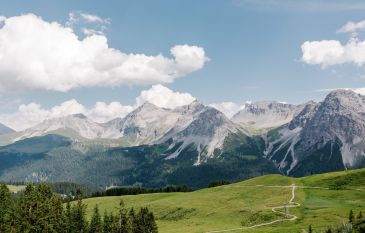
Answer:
[0, 184, 13, 232]
[134, 207, 158, 233]
[65, 200, 73, 233]
[350, 210, 355, 223]
[71, 190, 88, 233]
[89, 205, 103, 233]
[359, 211, 364, 220]
[354, 216, 365, 233]
[116, 200, 130, 233]
[17, 184, 65, 233]
[308, 224, 312, 233]
[129, 208, 137, 233]
[102, 210, 112, 233]
[109, 212, 119, 233]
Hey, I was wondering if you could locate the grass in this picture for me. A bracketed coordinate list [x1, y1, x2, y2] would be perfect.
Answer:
[81, 168, 365, 233]
[6, 184, 26, 193]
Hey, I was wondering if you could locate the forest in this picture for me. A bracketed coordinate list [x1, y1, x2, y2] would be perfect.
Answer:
[0, 184, 158, 233]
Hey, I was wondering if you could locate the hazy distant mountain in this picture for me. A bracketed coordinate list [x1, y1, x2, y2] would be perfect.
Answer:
[232, 101, 303, 132]
[15, 113, 114, 141]
[0, 123, 15, 135]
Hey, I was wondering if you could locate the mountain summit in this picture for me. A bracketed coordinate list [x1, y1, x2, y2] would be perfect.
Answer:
[266, 89, 365, 176]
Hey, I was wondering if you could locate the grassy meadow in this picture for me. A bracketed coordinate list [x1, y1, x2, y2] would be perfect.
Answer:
[81, 168, 365, 233]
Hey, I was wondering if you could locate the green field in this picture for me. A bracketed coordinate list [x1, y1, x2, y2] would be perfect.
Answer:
[6, 184, 26, 193]
[82, 169, 365, 233]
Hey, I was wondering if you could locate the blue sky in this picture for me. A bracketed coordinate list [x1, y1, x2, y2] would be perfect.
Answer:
[1, 0, 365, 129]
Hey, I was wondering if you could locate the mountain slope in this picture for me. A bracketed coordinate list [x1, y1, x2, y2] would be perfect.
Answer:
[266, 90, 365, 176]
[0, 123, 15, 135]
[232, 101, 303, 133]
[163, 104, 247, 164]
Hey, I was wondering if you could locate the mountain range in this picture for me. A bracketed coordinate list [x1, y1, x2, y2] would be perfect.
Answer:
[0, 89, 364, 188]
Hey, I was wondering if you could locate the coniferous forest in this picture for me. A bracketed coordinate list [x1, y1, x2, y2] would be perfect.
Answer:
[0, 184, 158, 233]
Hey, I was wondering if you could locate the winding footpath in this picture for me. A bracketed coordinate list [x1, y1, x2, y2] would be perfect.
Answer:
[205, 185, 300, 233]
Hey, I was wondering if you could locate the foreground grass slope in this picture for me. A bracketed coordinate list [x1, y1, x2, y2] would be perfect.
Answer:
[83, 169, 365, 233]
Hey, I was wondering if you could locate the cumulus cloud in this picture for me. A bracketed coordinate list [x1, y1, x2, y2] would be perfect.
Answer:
[87, 102, 133, 122]
[0, 85, 198, 131]
[337, 20, 365, 33]
[301, 20, 365, 68]
[0, 14, 208, 93]
[209, 102, 245, 118]
[301, 37, 365, 67]
[136, 84, 196, 109]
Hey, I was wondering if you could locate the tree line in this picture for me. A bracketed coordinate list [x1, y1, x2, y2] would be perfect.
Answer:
[91, 185, 192, 197]
[0, 184, 158, 233]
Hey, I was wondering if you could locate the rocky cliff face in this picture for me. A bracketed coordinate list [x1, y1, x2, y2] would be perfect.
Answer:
[266, 90, 365, 176]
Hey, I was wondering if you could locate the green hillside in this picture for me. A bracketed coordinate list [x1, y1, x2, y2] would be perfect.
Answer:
[82, 169, 365, 233]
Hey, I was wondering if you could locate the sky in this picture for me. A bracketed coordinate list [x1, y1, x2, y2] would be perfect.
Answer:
[1, 0, 365, 130]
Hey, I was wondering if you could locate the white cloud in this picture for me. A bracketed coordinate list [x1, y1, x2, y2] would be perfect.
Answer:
[67, 11, 110, 26]
[301, 20, 365, 67]
[301, 37, 365, 67]
[0, 85, 198, 131]
[67, 11, 110, 36]
[87, 102, 133, 122]
[79, 12, 108, 24]
[0, 14, 208, 93]
[209, 102, 245, 118]
[136, 84, 196, 109]
[337, 20, 365, 33]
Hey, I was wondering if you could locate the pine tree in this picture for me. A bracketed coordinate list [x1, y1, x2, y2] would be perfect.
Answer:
[354, 214, 365, 233]
[71, 190, 88, 233]
[0, 184, 13, 232]
[134, 207, 158, 233]
[17, 184, 65, 233]
[117, 200, 130, 233]
[102, 210, 111, 233]
[65, 200, 73, 233]
[109, 212, 119, 233]
[89, 205, 103, 233]
[349, 210, 355, 223]
[359, 211, 364, 220]
[129, 208, 137, 233]
[308, 224, 312, 233]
